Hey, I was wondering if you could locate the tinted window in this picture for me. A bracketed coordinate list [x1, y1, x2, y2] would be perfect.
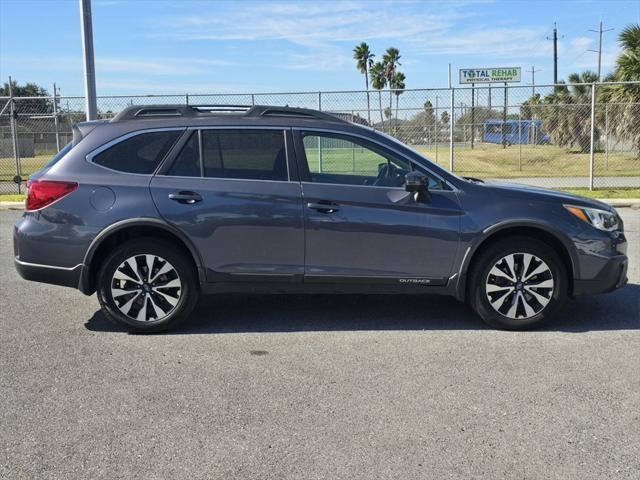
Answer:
[167, 132, 200, 177]
[301, 132, 411, 187]
[93, 130, 181, 174]
[202, 130, 287, 181]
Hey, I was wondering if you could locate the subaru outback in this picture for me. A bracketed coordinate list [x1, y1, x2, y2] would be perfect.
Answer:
[14, 105, 628, 332]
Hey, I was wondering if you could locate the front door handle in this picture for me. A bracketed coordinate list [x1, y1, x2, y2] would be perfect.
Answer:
[307, 201, 340, 213]
[168, 191, 202, 204]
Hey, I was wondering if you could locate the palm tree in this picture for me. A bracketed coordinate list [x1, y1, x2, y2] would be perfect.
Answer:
[615, 24, 640, 80]
[602, 24, 640, 155]
[382, 47, 401, 129]
[390, 71, 406, 135]
[370, 61, 387, 129]
[353, 42, 374, 125]
[538, 71, 598, 152]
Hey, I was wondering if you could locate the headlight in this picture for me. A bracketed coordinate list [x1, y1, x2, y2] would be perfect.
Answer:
[564, 204, 619, 231]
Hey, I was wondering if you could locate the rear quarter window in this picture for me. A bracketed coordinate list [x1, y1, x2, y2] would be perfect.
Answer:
[43, 142, 73, 169]
[92, 130, 182, 174]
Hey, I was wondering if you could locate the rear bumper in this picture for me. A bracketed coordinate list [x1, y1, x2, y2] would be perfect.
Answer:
[14, 258, 83, 289]
[573, 255, 628, 296]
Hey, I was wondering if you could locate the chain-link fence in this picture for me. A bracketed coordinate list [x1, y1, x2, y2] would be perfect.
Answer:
[1, 82, 639, 194]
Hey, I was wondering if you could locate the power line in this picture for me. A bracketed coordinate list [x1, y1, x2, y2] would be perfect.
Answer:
[588, 21, 614, 80]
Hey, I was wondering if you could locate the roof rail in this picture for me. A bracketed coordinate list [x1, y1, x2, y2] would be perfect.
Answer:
[110, 104, 349, 124]
[246, 105, 348, 123]
[191, 105, 251, 113]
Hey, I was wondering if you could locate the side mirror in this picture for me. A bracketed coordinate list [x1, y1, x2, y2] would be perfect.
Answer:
[404, 171, 431, 202]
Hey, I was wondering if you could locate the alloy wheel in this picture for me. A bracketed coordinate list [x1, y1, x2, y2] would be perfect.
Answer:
[110, 254, 182, 322]
[485, 252, 554, 320]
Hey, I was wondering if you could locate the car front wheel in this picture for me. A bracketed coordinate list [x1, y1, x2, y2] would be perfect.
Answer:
[97, 238, 199, 333]
[469, 237, 568, 330]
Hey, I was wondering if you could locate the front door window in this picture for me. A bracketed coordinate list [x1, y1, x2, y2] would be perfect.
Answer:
[300, 132, 411, 187]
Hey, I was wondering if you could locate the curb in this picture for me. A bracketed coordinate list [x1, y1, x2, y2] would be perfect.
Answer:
[0, 201, 24, 210]
[600, 199, 640, 209]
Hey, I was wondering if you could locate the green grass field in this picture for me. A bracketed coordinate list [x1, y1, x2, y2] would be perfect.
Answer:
[413, 144, 640, 178]
[0, 154, 53, 182]
[304, 143, 639, 180]
[1, 143, 638, 185]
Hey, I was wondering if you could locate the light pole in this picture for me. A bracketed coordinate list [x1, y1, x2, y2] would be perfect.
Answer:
[79, 0, 97, 120]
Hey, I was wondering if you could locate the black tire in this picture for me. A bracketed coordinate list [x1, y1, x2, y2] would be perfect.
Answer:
[468, 237, 568, 330]
[97, 238, 199, 333]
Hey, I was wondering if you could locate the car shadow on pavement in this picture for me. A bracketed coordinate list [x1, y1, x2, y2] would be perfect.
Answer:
[85, 283, 639, 334]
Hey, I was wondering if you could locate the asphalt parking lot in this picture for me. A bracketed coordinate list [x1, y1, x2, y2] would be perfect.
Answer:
[1, 208, 638, 479]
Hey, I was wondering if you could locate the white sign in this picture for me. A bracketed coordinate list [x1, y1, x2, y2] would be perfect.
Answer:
[459, 67, 521, 84]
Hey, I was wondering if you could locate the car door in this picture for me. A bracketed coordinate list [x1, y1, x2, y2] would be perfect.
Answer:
[293, 129, 462, 285]
[150, 128, 304, 283]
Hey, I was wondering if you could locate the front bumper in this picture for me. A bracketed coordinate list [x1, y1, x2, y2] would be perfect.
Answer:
[573, 254, 628, 296]
[14, 258, 83, 289]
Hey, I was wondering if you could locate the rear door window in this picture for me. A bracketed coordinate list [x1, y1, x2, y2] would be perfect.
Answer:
[93, 130, 182, 174]
[201, 130, 287, 181]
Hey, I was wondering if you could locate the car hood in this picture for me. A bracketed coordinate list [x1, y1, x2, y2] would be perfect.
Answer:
[478, 180, 613, 211]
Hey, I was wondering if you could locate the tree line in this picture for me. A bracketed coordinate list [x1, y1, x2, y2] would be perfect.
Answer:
[520, 24, 640, 153]
[354, 24, 640, 154]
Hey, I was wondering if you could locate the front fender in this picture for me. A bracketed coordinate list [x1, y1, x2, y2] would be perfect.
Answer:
[453, 219, 580, 301]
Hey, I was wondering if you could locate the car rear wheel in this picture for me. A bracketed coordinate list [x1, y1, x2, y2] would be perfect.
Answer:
[97, 238, 199, 333]
[469, 237, 568, 330]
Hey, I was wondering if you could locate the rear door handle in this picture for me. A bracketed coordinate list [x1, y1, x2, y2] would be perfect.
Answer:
[168, 191, 202, 204]
[307, 201, 340, 213]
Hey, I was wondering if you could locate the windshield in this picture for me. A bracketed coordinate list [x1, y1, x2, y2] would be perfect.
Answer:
[43, 142, 73, 169]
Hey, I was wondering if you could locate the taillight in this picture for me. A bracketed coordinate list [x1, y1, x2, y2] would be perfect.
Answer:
[25, 180, 78, 211]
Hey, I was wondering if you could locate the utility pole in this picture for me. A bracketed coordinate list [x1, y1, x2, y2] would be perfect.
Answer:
[526, 66, 541, 97]
[588, 21, 614, 81]
[79, 0, 97, 120]
[547, 23, 559, 84]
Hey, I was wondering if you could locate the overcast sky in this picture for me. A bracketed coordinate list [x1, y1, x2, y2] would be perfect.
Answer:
[1, 0, 638, 96]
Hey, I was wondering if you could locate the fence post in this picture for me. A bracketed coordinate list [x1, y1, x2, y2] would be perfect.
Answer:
[53, 83, 61, 152]
[317, 92, 323, 172]
[518, 107, 522, 171]
[185, 94, 189, 105]
[8, 77, 21, 194]
[589, 82, 596, 190]
[502, 82, 508, 149]
[351, 110, 356, 172]
[604, 102, 609, 170]
[251, 94, 255, 107]
[470, 83, 475, 149]
[434, 95, 439, 164]
[449, 87, 454, 172]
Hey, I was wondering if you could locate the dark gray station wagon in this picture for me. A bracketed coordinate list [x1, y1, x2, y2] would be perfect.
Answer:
[14, 105, 628, 332]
